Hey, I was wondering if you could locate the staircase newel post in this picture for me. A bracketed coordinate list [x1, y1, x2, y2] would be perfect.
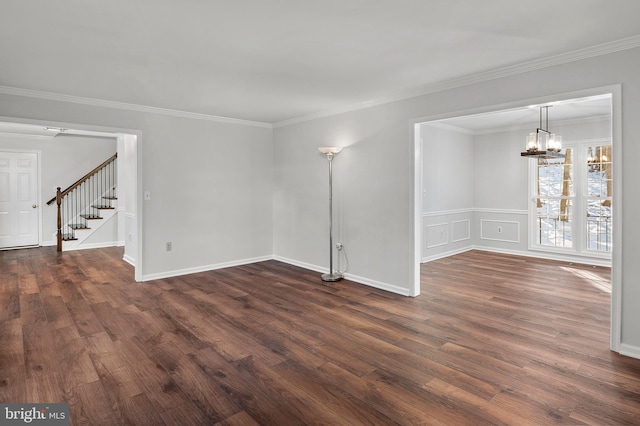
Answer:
[56, 187, 62, 252]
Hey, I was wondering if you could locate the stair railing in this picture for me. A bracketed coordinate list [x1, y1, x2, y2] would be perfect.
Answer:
[46, 153, 118, 251]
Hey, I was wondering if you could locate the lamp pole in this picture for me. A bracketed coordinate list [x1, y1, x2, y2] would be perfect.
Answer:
[319, 147, 343, 282]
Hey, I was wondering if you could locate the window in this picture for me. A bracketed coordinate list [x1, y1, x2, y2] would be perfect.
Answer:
[530, 141, 612, 257]
[586, 145, 613, 252]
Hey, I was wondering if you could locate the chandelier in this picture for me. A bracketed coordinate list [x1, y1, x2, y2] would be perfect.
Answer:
[520, 106, 564, 159]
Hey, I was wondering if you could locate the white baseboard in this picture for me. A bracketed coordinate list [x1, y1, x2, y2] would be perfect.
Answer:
[343, 272, 411, 296]
[64, 241, 121, 251]
[619, 343, 640, 360]
[272, 255, 325, 274]
[274, 255, 412, 297]
[122, 254, 136, 267]
[141, 255, 273, 282]
[422, 246, 473, 263]
[472, 245, 612, 267]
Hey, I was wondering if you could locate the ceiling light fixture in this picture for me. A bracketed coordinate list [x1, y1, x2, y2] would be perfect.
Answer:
[44, 126, 68, 133]
[521, 106, 564, 159]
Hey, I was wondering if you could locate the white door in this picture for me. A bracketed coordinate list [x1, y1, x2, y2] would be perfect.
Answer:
[0, 152, 39, 249]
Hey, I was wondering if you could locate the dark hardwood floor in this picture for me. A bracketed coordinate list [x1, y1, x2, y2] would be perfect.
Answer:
[1, 247, 639, 425]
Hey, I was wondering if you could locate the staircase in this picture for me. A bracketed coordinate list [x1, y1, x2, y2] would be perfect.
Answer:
[47, 154, 118, 251]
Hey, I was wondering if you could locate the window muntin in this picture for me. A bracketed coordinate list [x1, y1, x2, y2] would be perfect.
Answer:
[531, 143, 612, 256]
[585, 145, 612, 252]
[535, 148, 573, 248]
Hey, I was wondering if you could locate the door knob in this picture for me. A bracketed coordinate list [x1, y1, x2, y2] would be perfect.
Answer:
[32, 204, 37, 208]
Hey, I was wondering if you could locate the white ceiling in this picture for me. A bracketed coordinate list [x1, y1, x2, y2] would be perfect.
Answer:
[1, 1, 639, 125]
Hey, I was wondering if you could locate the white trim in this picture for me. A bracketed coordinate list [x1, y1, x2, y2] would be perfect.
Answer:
[610, 85, 622, 353]
[2, 38, 637, 130]
[274, 255, 412, 297]
[422, 121, 475, 135]
[527, 138, 613, 260]
[472, 114, 611, 136]
[413, 124, 422, 297]
[451, 219, 471, 243]
[470, 246, 612, 267]
[423, 208, 528, 216]
[123, 254, 136, 267]
[422, 208, 473, 217]
[0, 85, 272, 129]
[619, 344, 640, 360]
[343, 272, 411, 297]
[422, 247, 473, 263]
[473, 208, 528, 215]
[142, 255, 274, 282]
[276, 36, 640, 128]
[0, 132, 54, 140]
[68, 241, 122, 251]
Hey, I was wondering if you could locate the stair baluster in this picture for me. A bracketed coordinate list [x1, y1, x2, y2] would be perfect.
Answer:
[47, 153, 118, 252]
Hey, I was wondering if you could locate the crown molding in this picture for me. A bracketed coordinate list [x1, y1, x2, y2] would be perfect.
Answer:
[421, 121, 475, 135]
[273, 35, 640, 128]
[0, 131, 54, 140]
[2, 35, 638, 130]
[472, 114, 612, 136]
[0, 86, 273, 129]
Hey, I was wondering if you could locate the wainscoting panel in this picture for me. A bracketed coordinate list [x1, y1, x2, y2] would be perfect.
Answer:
[426, 222, 449, 248]
[422, 209, 474, 262]
[480, 219, 520, 243]
[451, 219, 471, 243]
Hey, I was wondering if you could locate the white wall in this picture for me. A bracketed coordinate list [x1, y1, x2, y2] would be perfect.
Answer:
[273, 107, 416, 295]
[420, 124, 474, 261]
[421, 124, 474, 213]
[273, 47, 640, 353]
[0, 133, 116, 243]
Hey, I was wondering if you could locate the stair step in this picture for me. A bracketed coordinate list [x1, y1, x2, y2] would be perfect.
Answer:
[62, 233, 78, 241]
[102, 196, 118, 200]
[80, 214, 103, 220]
[69, 224, 90, 230]
[92, 205, 115, 209]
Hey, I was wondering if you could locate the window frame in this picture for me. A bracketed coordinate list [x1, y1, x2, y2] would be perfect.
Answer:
[528, 138, 612, 261]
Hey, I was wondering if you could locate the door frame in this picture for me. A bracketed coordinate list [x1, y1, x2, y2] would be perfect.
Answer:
[0, 148, 42, 249]
[0, 115, 143, 282]
[412, 84, 622, 353]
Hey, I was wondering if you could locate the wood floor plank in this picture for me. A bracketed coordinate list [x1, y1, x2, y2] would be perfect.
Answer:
[24, 372, 64, 404]
[189, 347, 305, 425]
[22, 322, 59, 379]
[117, 393, 166, 425]
[0, 364, 26, 403]
[1, 247, 639, 425]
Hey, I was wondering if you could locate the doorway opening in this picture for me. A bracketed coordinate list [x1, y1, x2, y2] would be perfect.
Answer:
[413, 86, 621, 352]
[0, 118, 142, 281]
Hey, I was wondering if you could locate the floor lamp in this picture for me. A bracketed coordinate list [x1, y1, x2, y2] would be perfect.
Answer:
[318, 146, 343, 282]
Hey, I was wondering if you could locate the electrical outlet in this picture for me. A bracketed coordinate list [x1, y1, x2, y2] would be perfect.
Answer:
[166, 242, 172, 251]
